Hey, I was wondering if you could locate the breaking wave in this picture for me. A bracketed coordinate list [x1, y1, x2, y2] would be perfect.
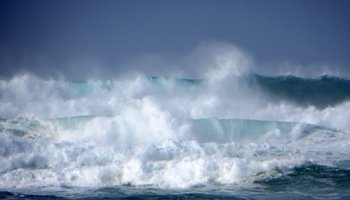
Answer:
[0, 44, 350, 193]
[0, 71, 350, 191]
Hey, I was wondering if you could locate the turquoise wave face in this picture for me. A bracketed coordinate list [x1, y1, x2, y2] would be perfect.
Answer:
[0, 116, 330, 143]
[191, 118, 327, 143]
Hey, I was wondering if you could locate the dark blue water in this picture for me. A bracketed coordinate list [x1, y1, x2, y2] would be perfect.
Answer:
[253, 75, 350, 109]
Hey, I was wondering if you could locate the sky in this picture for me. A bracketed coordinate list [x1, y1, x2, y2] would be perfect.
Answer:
[0, 0, 350, 80]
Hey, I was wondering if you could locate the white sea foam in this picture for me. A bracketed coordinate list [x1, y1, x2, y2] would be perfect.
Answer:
[0, 115, 348, 189]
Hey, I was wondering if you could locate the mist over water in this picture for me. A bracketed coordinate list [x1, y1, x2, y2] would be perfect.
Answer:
[0, 43, 350, 199]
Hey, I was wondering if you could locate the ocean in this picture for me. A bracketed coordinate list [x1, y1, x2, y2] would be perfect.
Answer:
[0, 73, 349, 199]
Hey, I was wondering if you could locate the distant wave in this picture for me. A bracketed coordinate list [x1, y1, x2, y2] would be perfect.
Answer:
[253, 75, 350, 109]
[149, 75, 350, 109]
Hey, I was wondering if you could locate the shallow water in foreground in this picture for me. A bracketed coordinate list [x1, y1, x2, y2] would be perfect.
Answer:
[1, 164, 349, 199]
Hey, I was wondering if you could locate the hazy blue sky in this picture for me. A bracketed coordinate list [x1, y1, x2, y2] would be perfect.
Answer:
[0, 0, 350, 79]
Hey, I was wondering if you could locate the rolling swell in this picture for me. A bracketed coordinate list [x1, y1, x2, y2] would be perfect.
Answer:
[148, 74, 350, 109]
[253, 75, 350, 108]
[145, 75, 350, 109]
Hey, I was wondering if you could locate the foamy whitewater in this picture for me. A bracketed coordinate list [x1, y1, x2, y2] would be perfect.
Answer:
[0, 46, 350, 199]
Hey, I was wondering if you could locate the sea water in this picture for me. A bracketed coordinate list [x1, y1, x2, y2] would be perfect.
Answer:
[1, 59, 350, 199]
